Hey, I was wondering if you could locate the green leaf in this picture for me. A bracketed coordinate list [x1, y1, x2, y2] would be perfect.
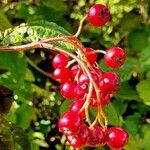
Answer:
[112, 99, 128, 115]
[59, 100, 72, 115]
[119, 13, 142, 33]
[125, 134, 142, 150]
[25, 69, 35, 82]
[0, 52, 27, 84]
[127, 29, 148, 52]
[100, 58, 137, 81]
[16, 104, 33, 130]
[142, 130, 150, 150]
[123, 112, 141, 135]
[136, 79, 150, 106]
[115, 81, 139, 100]
[0, 21, 75, 51]
[103, 103, 120, 126]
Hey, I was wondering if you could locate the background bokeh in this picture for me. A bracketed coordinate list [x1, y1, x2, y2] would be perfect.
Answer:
[0, 0, 150, 150]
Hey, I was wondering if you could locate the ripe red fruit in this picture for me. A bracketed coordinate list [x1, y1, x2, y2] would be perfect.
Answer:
[74, 85, 87, 99]
[104, 47, 126, 68]
[66, 124, 90, 148]
[78, 73, 90, 87]
[53, 67, 70, 83]
[87, 126, 106, 147]
[99, 72, 120, 94]
[100, 92, 110, 106]
[52, 53, 69, 69]
[87, 4, 110, 27]
[107, 127, 128, 149]
[83, 48, 97, 64]
[92, 64, 103, 79]
[70, 99, 85, 119]
[70, 65, 80, 80]
[60, 81, 76, 99]
[89, 91, 110, 107]
[58, 111, 82, 135]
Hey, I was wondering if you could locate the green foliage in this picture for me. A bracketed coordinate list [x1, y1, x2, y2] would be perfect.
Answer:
[0, 21, 75, 51]
[0, 0, 150, 150]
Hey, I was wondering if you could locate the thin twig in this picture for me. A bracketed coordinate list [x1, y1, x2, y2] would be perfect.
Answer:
[26, 57, 52, 78]
[74, 15, 87, 37]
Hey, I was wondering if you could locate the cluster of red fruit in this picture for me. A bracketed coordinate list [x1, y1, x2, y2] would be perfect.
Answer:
[51, 3, 128, 150]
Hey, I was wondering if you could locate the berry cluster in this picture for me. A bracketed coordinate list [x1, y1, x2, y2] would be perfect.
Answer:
[51, 3, 128, 149]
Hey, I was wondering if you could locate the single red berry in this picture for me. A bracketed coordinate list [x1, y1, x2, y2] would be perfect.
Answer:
[53, 67, 70, 83]
[70, 65, 81, 80]
[99, 72, 120, 94]
[52, 53, 69, 69]
[87, 126, 106, 147]
[104, 47, 126, 68]
[67, 124, 90, 148]
[78, 72, 98, 87]
[78, 73, 90, 87]
[83, 48, 97, 64]
[74, 85, 87, 99]
[100, 92, 110, 106]
[107, 127, 128, 149]
[60, 81, 76, 99]
[58, 111, 82, 135]
[87, 4, 110, 27]
[70, 99, 85, 119]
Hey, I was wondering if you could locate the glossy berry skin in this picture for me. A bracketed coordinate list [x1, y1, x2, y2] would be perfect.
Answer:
[74, 85, 87, 99]
[107, 127, 128, 149]
[78, 73, 90, 87]
[58, 111, 82, 135]
[99, 72, 120, 94]
[60, 82, 76, 99]
[66, 124, 90, 148]
[83, 48, 97, 64]
[104, 47, 126, 68]
[53, 68, 70, 83]
[100, 92, 110, 106]
[70, 99, 85, 119]
[87, 126, 106, 147]
[70, 65, 81, 80]
[87, 4, 110, 27]
[52, 53, 69, 69]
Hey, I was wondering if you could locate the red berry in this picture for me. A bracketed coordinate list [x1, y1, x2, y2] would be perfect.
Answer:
[58, 111, 82, 135]
[74, 85, 87, 99]
[52, 53, 69, 69]
[70, 65, 81, 80]
[87, 4, 110, 27]
[87, 126, 106, 147]
[70, 99, 85, 119]
[107, 127, 128, 149]
[89, 90, 98, 108]
[78, 73, 90, 87]
[60, 81, 76, 99]
[104, 47, 126, 68]
[99, 72, 120, 94]
[66, 124, 90, 148]
[89, 91, 110, 107]
[83, 48, 97, 64]
[100, 92, 110, 106]
[53, 67, 70, 83]
[92, 64, 103, 79]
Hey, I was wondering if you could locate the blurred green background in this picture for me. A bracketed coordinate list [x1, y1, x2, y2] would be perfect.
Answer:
[0, 0, 150, 150]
